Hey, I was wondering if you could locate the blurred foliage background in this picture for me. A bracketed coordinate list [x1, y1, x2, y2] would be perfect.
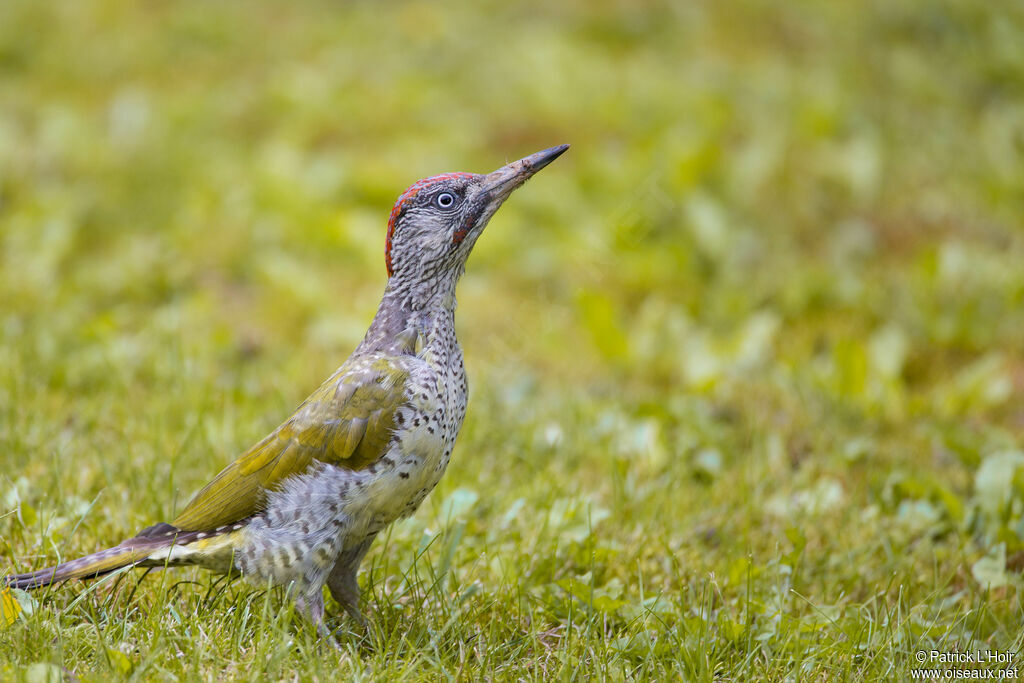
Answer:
[1, 0, 1023, 678]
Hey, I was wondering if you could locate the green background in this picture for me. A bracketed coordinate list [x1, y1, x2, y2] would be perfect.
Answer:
[1, 0, 1022, 679]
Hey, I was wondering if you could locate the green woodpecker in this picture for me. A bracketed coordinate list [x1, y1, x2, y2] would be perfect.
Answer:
[5, 145, 570, 640]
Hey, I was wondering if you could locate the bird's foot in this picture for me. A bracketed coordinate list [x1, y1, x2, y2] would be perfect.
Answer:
[327, 568, 369, 631]
[295, 591, 342, 649]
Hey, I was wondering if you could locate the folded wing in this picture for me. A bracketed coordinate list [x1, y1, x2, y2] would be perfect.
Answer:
[172, 357, 410, 531]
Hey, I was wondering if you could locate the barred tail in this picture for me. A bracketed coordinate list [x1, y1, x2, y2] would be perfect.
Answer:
[5, 523, 209, 590]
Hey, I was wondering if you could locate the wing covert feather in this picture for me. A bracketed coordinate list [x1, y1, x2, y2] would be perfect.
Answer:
[172, 358, 410, 531]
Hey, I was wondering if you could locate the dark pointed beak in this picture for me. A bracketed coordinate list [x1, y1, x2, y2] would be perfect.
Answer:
[482, 144, 570, 201]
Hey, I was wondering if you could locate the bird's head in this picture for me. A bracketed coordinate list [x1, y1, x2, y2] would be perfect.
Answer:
[384, 145, 569, 290]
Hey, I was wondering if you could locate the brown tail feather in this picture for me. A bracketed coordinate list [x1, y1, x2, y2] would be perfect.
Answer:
[5, 523, 202, 590]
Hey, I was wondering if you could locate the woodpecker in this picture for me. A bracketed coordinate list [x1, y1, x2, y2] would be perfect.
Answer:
[5, 144, 569, 640]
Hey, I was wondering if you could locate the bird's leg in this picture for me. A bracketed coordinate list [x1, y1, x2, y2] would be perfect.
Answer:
[327, 534, 377, 629]
[294, 589, 339, 648]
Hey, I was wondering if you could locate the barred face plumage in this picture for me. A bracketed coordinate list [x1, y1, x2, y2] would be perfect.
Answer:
[385, 172, 476, 277]
[384, 145, 570, 288]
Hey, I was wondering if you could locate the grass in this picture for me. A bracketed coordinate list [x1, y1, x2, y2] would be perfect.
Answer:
[1, 0, 1023, 679]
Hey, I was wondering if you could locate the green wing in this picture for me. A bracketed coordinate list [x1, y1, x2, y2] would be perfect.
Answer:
[172, 357, 410, 531]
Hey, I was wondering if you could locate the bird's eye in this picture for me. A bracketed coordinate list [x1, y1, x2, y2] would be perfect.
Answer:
[435, 192, 456, 209]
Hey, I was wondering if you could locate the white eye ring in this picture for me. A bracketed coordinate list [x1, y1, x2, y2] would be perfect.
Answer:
[436, 192, 456, 208]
